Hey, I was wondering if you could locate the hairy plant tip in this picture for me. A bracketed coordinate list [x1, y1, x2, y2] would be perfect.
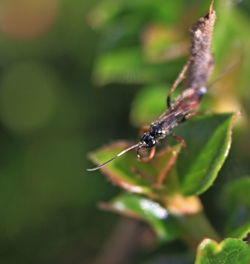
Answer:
[186, 1, 216, 90]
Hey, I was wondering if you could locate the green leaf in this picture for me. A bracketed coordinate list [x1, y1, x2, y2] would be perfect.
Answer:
[130, 85, 168, 126]
[221, 177, 250, 238]
[89, 0, 184, 29]
[213, 0, 234, 63]
[88, 141, 156, 196]
[222, 177, 250, 214]
[175, 113, 236, 196]
[142, 23, 187, 63]
[101, 193, 180, 242]
[228, 222, 250, 241]
[88, 141, 182, 196]
[89, 113, 236, 197]
[214, 1, 250, 64]
[195, 238, 250, 264]
[93, 48, 168, 85]
[87, 0, 123, 29]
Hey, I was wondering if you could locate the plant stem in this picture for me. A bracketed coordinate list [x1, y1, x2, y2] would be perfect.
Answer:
[162, 195, 220, 248]
[176, 211, 221, 249]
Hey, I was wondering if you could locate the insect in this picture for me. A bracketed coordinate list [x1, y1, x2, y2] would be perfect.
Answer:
[87, 77, 207, 172]
[87, 2, 216, 172]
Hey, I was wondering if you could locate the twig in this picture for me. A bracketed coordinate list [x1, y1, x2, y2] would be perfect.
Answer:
[185, 1, 216, 90]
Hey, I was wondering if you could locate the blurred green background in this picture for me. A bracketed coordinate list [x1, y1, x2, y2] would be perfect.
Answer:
[0, 0, 250, 263]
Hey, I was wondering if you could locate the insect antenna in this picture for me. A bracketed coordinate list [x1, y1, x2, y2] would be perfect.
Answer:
[86, 143, 141, 172]
[208, 61, 238, 89]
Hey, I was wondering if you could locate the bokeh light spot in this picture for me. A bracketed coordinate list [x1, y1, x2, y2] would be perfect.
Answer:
[0, 61, 61, 134]
[0, 0, 58, 39]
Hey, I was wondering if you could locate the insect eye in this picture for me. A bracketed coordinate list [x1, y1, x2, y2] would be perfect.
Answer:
[140, 134, 156, 148]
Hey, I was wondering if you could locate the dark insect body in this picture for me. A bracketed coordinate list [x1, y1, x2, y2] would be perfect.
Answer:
[87, 3, 215, 172]
[140, 86, 207, 150]
[87, 85, 207, 172]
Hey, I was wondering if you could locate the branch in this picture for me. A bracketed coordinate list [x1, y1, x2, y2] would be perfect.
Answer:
[186, 1, 216, 90]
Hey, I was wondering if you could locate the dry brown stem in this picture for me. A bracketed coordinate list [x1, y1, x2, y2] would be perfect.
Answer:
[186, 1, 216, 90]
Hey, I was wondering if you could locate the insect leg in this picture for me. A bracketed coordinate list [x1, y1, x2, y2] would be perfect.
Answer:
[167, 59, 191, 108]
[179, 112, 198, 124]
[167, 95, 172, 109]
[185, 112, 197, 119]
[138, 146, 156, 163]
[170, 132, 186, 147]
[153, 149, 179, 188]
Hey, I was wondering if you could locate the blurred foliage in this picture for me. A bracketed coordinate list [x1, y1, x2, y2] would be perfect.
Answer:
[88, 0, 250, 263]
[101, 193, 180, 242]
[221, 177, 250, 238]
[0, 0, 250, 263]
[195, 238, 250, 264]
